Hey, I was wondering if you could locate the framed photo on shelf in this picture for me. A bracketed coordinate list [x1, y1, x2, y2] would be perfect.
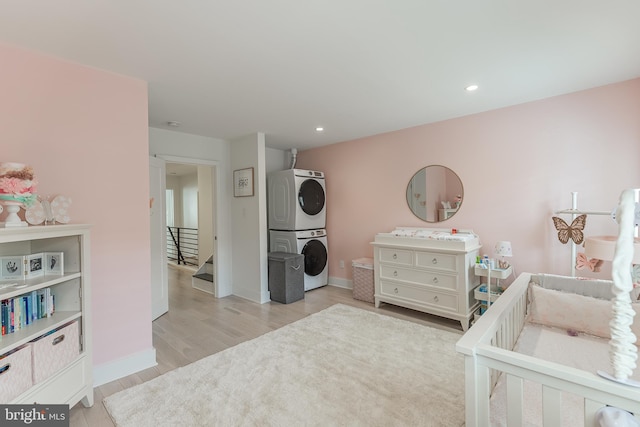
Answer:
[44, 252, 64, 275]
[1, 256, 24, 280]
[26, 253, 44, 278]
[233, 167, 254, 197]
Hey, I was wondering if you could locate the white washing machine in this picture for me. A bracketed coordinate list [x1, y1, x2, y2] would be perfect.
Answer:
[269, 229, 328, 291]
[268, 169, 326, 231]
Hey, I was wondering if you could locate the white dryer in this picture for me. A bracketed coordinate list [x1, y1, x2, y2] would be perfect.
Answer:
[268, 169, 326, 231]
[269, 229, 328, 291]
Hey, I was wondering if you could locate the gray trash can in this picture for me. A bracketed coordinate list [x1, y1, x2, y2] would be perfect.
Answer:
[268, 252, 305, 304]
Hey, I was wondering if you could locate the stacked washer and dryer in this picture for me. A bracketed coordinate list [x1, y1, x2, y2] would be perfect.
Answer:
[268, 169, 328, 291]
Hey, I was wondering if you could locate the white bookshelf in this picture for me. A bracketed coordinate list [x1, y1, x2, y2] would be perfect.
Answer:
[0, 224, 93, 407]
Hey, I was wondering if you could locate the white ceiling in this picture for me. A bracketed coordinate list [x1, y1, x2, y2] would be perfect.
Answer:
[1, 1, 639, 151]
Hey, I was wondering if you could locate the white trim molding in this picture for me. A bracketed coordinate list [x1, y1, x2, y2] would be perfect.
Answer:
[93, 348, 157, 387]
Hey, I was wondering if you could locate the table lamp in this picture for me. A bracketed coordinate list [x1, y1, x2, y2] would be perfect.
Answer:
[494, 241, 513, 269]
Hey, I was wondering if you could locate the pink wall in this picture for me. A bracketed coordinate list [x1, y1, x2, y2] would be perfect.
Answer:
[0, 43, 152, 366]
[298, 79, 640, 285]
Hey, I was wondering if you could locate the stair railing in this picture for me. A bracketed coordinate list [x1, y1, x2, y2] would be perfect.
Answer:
[166, 226, 199, 266]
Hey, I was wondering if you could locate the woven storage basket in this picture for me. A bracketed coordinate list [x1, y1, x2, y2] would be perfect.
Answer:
[352, 258, 374, 303]
[0, 345, 33, 401]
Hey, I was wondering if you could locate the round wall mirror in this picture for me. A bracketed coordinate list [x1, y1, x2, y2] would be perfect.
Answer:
[406, 165, 463, 222]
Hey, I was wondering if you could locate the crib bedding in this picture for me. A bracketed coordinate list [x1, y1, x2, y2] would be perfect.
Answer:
[490, 322, 640, 426]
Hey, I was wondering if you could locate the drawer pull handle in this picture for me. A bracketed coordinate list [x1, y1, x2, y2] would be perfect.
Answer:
[52, 334, 65, 346]
[433, 296, 439, 302]
[0, 363, 10, 376]
[432, 258, 438, 264]
[394, 288, 399, 294]
[392, 254, 397, 259]
[433, 277, 438, 284]
[393, 271, 398, 277]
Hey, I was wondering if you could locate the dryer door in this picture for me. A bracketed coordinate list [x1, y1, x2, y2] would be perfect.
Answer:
[302, 239, 328, 276]
[298, 179, 325, 216]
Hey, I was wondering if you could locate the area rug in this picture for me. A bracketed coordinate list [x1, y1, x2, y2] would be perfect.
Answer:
[103, 304, 465, 427]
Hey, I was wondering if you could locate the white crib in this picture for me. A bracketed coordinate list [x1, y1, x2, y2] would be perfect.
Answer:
[456, 272, 640, 426]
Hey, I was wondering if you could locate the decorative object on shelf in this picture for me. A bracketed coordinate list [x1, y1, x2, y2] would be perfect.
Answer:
[25, 195, 72, 225]
[494, 241, 513, 269]
[26, 253, 44, 279]
[1, 256, 25, 280]
[0, 252, 64, 281]
[233, 167, 254, 197]
[584, 189, 640, 387]
[44, 252, 64, 275]
[575, 252, 604, 272]
[0, 163, 37, 228]
[551, 214, 587, 245]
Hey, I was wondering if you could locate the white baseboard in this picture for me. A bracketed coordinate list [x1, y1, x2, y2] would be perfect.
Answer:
[93, 347, 157, 387]
[329, 276, 352, 290]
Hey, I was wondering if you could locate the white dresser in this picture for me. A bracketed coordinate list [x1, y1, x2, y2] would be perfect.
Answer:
[372, 228, 481, 331]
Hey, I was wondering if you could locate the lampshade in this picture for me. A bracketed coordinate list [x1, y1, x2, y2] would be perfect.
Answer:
[584, 235, 640, 264]
[494, 241, 513, 257]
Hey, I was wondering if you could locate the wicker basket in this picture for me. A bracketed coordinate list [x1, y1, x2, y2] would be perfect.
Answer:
[352, 258, 374, 303]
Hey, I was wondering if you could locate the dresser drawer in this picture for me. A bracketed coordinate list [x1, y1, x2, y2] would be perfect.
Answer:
[415, 251, 457, 272]
[379, 248, 413, 266]
[379, 265, 457, 290]
[380, 281, 457, 311]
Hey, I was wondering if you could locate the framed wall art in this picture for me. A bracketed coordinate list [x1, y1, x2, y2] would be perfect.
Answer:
[234, 167, 254, 197]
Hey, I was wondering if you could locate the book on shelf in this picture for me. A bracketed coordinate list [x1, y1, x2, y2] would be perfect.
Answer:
[0, 288, 55, 338]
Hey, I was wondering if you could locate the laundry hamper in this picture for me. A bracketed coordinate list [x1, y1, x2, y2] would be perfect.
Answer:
[352, 258, 374, 303]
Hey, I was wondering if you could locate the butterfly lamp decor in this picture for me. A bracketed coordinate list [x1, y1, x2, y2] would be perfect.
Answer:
[25, 195, 72, 225]
[575, 252, 603, 272]
[552, 214, 587, 245]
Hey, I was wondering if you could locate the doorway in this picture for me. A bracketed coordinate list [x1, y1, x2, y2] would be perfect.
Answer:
[150, 155, 218, 320]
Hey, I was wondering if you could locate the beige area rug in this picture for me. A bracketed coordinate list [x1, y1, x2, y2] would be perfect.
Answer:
[103, 304, 465, 427]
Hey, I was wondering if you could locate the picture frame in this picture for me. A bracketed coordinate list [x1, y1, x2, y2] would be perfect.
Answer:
[44, 252, 64, 276]
[1, 256, 25, 281]
[233, 167, 254, 197]
[26, 253, 44, 279]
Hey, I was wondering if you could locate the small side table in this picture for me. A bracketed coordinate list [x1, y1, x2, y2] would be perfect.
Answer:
[473, 265, 513, 314]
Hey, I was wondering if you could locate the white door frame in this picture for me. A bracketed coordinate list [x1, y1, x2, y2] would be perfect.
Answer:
[156, 155, 220, 298]
[150, 156, 169, 319]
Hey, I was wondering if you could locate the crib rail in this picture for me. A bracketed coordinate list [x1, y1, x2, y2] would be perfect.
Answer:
[456, 272, 640, 426]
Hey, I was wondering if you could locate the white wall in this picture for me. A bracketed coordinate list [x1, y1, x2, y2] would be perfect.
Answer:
[165, 175, 182, 227]
[181, 172, 199, 228]
[198, 166, 215, 266]
[266, 147, 288, 173]
[149, 127, 233, 297]
[231, 133, 270, 303]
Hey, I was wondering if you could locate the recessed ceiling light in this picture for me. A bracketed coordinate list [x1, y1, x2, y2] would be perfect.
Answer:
[465, 85, 479, 92]
[167, 121, 181, 127]
[315, 127, 324, 132]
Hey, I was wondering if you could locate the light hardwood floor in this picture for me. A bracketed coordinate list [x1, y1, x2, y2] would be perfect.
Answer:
[69, 265, 462, 426]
